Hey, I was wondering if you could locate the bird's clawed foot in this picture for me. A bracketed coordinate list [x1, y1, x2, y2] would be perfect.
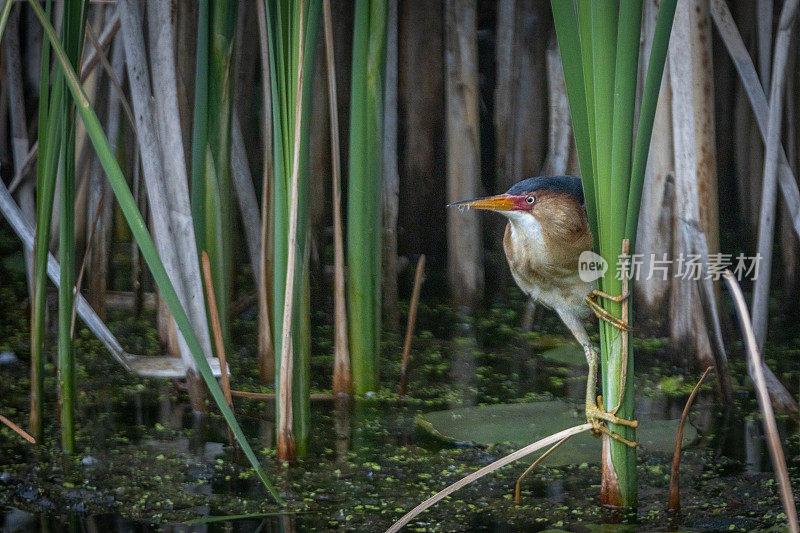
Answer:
[585, 289, 631, 331]
[582, 345, 636, 447]
[586, 395, 638, 448]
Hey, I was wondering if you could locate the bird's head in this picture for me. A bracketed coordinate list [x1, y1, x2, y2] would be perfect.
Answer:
[450, 175, 592, 263]
[448, 176, 585, 224]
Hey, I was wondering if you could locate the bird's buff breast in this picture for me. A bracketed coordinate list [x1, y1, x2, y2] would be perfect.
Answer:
[503, 217, 592, 317]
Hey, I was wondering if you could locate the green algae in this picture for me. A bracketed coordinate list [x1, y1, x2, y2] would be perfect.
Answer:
[0, 228, 797, 531]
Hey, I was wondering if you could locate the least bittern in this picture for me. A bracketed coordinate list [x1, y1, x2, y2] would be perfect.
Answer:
[450, 176, 637, 446]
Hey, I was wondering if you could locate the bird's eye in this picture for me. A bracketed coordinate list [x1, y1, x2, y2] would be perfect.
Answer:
[526, 196, 535, 204]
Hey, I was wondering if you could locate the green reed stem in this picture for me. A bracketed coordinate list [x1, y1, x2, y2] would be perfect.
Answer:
[552, 0, 676, 508]
[56, 0, 86, 455]
[347, 0, 387, 394]
[264, 0, 321, 454]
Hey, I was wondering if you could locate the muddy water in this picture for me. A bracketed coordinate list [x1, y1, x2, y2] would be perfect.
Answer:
[0, 240, 798, 531]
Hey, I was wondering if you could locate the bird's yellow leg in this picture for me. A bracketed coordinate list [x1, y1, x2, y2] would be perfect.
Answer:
[586, 289, 634, 414]
[583, 347, 637, 447]
[583, 241, 636, 443]
[585, 292, 631, 331]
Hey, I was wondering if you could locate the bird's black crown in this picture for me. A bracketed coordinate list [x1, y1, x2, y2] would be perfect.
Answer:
[505, 176, 584, 205]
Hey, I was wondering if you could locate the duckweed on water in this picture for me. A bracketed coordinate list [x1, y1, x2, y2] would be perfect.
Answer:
[0, 232, 798, 530]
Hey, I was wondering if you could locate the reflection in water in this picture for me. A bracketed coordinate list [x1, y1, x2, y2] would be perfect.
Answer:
[546, 478, 565, 503]
[158, 383, 182, 430]
[334, 396, 352, 464]
[1, 299, 795, 532]
[134, 392, 143, 428]
[259, 419, 273, 451]
[449, 312, 478, 408]
[3, 508, 35, 531]
[279, 513, 295, 533]
[744, 419, 762, 474]
[1, 380, 793, 532]
[188, 413, 206, 458]
[0, 508, 309, 533]
[2, 509, 154, 532]
[686, 393, 716, 434]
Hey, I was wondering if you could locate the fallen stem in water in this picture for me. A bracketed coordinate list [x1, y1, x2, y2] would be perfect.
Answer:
[184, 511, 298, 525]
[385, 423, 592, 533]
[0, 412, 35, 444]
[229, 390, 334, 401]
[668, 365, 713, 512]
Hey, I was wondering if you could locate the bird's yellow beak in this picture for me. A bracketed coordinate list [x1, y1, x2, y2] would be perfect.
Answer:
[448, 194, 516, 212]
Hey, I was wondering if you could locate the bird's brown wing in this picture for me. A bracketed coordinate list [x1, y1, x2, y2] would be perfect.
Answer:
[535, 194, 593, 270]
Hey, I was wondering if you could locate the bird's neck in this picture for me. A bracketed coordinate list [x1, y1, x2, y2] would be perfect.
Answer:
[504, 209, 592, 271]
[506, 212, 545, 248]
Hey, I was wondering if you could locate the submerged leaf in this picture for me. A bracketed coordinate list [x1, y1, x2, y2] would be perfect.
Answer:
[417, 401, 697, 466]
